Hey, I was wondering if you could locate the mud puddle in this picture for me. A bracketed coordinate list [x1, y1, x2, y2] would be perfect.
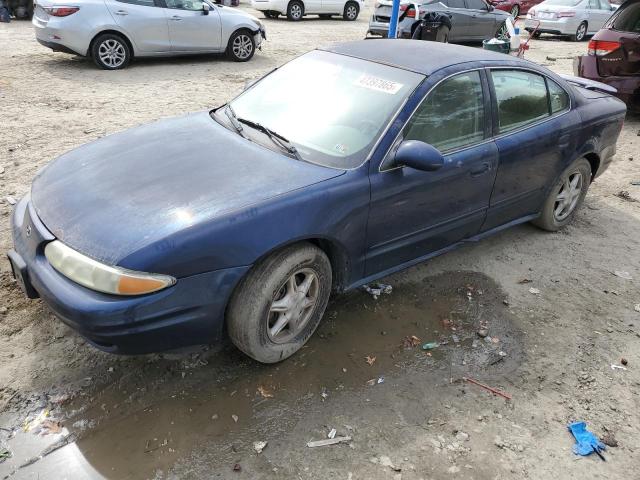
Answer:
[1, 271, 523, 479]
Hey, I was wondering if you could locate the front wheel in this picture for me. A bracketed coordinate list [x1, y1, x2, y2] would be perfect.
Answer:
[287, 0, 304, 20]
[226, 30, 255, 62]
[571, 21, 587, 41]
[532, 158, 591, 231]
[227, 243, 332, 363]
[343, 1, 359, 20]
[91, 33, 131, 70]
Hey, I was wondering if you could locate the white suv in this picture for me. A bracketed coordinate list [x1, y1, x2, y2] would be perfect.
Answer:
[251, 0, 364, 20]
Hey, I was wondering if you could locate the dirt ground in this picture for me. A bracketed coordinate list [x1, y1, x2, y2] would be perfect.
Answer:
[1, 5, 640, 480]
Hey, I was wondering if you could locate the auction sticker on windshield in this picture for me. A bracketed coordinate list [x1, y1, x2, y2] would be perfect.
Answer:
[355, 74, 403, 94]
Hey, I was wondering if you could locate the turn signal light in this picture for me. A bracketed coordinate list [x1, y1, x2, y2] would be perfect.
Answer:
[587, 40, 621, 56]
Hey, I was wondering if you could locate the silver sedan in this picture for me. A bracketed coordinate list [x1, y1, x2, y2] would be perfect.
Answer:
[524, 0, 616, 41]
[33, 0, 266, 69]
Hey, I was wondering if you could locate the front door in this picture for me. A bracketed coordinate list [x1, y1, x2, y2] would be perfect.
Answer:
[464, 0, 496, 39]
[162, 0, 222, 51]
[105, 0, 171, 53]
[441, 0, 473, 41]
[365, 70, 499, 276]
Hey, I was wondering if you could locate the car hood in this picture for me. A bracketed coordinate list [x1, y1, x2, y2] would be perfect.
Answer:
[31, 111, 344, 266]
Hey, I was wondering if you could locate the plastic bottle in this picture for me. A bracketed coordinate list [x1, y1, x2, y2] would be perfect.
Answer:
[510, 26, 521, 51]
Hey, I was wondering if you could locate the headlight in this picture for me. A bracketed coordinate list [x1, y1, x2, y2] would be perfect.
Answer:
[45, 241, 176, 296]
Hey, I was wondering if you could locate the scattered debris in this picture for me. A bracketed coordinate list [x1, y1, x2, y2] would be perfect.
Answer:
[257, 386, 274, 398]
[365, 355, 376, 366]
[231, 414, 239, 423]
[253, 441, 267, 454]
[601, 432, 618, 447]
[568, 421, 606, 460]
[328, 428, 337, 439]
[401, 335, 421, 348]
[370, 455, 402, 472]
[366, 377, 385, 386]
[528, 287, 540, 295]
[613, 270, 633, 280]
[546, 56, 556, 61]
[631, 181, 640, 186]
[363, 283, 392, 299]
[621, 358, 628, 366]
[455, 431, 469, 442]
[233, 463, 241, 472]
[422, 342, 439, 350]
[615, 190, 636, 202]
[464, 377, 512, 400]
[634, 303, 640, 313]
[611, 364, 627, 371]
[5, 196, 16, 205]
[320, 388, 328, 399]
[23, 409, 50, 433]
[518, 278, 532, 284]
[307, 436, 352, 448]
[477, 329, 488, 338]
[0, 444, 11, 463]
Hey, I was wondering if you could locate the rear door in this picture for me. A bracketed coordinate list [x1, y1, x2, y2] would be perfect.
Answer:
[596, 0, 640, 76]
[587, 0, 607, 30]
[105, 0, 171, 53]
[162, 0, 222, 51]
[482, 69, 580, 230]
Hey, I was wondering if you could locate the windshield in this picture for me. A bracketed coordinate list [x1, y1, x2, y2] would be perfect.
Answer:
[219, 50, 424, 169]
[542, 0, 582, 6]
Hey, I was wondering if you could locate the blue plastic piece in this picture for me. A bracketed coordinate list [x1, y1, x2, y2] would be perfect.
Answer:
[568, 421, 606, 457]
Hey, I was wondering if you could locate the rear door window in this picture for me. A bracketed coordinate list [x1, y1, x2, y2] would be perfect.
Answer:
[608, 1, 640, 32]
[490, 70, 550, 133]
[448, 0, 466, 8]
[547, 79, 570, 113]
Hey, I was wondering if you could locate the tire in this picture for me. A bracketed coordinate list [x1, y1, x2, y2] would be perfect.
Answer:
[287, 0, 304, 20]
[570, 21, 587, 41]
[532, 158, 591, 231]
[226, 29, 255, 62]
[91, 33, 131, 70]
[510, 4, 519, 18]
[227, 243, 332, 363]
[343, 1, 359, 20]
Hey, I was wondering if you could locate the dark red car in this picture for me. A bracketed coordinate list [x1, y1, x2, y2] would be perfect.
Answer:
[487, 0, 544, 17]
[574, 0, 640, 111]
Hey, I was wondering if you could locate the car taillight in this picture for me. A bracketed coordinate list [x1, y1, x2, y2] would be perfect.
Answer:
[43, 6, 80, 16]
[587, 39, 621, 56]
[400, 4, 415, 17]
[556, 10, 575, 17]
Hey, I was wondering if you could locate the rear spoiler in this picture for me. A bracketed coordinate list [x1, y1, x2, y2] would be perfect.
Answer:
[559, 74, 618, 95]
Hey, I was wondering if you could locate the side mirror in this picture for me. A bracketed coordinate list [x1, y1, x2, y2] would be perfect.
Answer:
[395, 140, 444, 172]
[203, 2, 210, 14]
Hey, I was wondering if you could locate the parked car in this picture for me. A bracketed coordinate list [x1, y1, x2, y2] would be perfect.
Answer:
[8, 40, 625, 363]
[574, 0, 640, 111]
[487, 0, 543, 18]
[251, 0, 364, 20]
[524, 0, 617, 41]
[32, 0, 266, 69]
[368, 0, 512, 41]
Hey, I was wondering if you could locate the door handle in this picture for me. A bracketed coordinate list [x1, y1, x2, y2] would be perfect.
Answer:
[470, 162, 490, 177]
[558, 134, 571, 148]
[171, 15, 182, 20]
[114, 9, 128, 15]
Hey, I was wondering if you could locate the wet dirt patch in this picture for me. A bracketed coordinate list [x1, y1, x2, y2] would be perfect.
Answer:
[1, 271, 524, 479]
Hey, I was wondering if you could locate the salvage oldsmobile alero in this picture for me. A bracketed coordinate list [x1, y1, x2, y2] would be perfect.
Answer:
[8, 41, 626, 363]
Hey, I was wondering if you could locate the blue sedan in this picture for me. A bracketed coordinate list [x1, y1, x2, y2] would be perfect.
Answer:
[8, 40, 625, 363]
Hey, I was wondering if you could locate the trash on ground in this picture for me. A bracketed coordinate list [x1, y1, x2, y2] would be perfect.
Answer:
[231, 414, 239, 423]
[257, 385, 274, 398]
[613, 270, 633, 280]
[365, 355, 376, 366]
[477, 328, 488, 338]
[611, 364, 627, 371]
[422, 342, 439, 350]
[233, 463, 241, 472]
[370, 454, 402, 472]
[307, 436, 352, 448]
[23, 409, 50, 433]
[401, 335, 421, 348]
[568, 421, 606, 460]
[601, 431, 618, 447]
[528, 287, 540, 295]
[328, 428, 337, 439]
[615, 190, 636, 202]
[5, 196, 16, 205]
[621, 358, 628, 366]
[463, 377, 512, 400]
[253, 441, 267, 454]
[363, 283, 392, 299]
[366, 377, 385, 386]
[0, 444, 11, 463]
[631, 180, 640, 186]
[634, 303, 640, 312]
[517, 278, 532, 284]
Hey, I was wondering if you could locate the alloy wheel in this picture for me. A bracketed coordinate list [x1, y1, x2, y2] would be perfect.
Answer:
[554, 172, 583, 221]
[267, 268, 319, 343]
[98, 39, 126, 68]
[232, 34, 253, 60]
[497, 23, 509, 40]
[576, 22, 587, 41]
[510, 4, 519, 17]
[346, 4, 357, 19]
[290, 4, 302, 19]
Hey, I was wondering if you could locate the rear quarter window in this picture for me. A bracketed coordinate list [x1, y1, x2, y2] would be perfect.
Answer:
[608, 2, 640, 32]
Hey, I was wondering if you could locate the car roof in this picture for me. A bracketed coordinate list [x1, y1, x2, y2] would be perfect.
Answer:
[320, 39, 522, 76]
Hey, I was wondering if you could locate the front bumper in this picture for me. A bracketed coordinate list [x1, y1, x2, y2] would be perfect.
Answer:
[524, 16, 578, 35]
[574, 55, 640, 112]
[9, 196, 250, 354]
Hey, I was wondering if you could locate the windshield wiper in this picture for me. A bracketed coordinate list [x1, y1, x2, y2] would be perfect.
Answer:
[224, 104, 246, 138]
[236, 117, 303, 161]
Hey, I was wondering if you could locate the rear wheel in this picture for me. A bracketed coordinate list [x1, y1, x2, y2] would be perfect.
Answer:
[226, 29, 255, 62]
[287, 0, 304, 20]
[91, 33, 131, 70]
[532, 158, 591, 231]
[343, 1, 359, 20]
[227, 243, 332, 363]
[571, 21, 587, 41]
